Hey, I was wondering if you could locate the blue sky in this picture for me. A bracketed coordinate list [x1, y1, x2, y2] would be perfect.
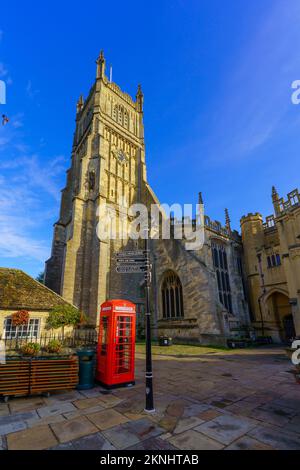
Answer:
[0, 0, 300, 278]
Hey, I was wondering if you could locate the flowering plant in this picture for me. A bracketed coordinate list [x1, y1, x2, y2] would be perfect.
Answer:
[11, 310, 29, 326]
[21, 342, 40, 356]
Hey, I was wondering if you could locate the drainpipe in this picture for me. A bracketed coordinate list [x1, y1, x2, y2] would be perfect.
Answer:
[257, 253, 266, 337]
[258, 294, 265, 337]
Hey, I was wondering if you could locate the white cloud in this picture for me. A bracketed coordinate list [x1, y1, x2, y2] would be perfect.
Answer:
[0, 124, 67, 263]
[26, 80, 40, 99]
[0, 62, 8, 78]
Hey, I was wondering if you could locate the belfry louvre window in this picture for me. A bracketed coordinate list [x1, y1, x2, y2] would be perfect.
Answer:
[212, 241, 233, 313]
[161, 271, 184, 319]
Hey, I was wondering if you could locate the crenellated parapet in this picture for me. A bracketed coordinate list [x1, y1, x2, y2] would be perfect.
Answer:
[240, 212, 263, 224]
[275, 188, 300, 215]
[169, 214, 240, 242]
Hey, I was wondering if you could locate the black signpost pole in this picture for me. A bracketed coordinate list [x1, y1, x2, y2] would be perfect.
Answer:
[144, 228, 155, 412]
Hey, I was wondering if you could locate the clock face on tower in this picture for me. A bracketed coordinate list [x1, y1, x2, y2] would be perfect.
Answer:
[117, 149, 127, 164]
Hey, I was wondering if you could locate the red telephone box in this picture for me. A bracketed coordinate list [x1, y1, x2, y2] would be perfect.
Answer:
[96, 299, 136, 388]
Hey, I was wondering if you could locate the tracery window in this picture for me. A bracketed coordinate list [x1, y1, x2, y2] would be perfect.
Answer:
[161, 271, 184, 319]
[212, 240, 232, 313]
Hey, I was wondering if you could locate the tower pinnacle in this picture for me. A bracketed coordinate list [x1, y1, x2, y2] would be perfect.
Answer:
[136, 84, 144, 112]
[272, 186, 279, 202]
[225, 208, 231, 232]
[96, 50, 106, 79]
[76, 95, 84, 114]
[272, 186, 281, 216]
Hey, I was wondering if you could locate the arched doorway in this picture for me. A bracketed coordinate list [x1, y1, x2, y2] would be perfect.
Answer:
[161, 270, 184, 319]
[282, 314, 296, 341]
[266, 291, 295, 342]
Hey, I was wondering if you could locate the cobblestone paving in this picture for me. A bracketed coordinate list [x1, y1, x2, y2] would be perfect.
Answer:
[0, 347, 299, 450]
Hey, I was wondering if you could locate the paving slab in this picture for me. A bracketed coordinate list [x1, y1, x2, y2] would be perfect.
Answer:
[70, 432, 116, 450]
[174, 417, 204, 434]
[9, 397, 46, 413]
[7, 425, 57, 450]
[86, 408, 129, 430]
[64, 405, 104, 420]
[103, 418, 164, 449]
[126, 437, 178, 450]
[49, 442, 74, 450]
[37, 402, 77, 418]
[168, 429, 224, 450]
[50, 415, 98, 443]
[78, 388, 104, 398]
[159, 415, 178, 432]
[183, 403, 210, 418]
[124, 418, 164, 440]
[0, 435, 6, 450]
[44, 391, 82, 404]
[0, 410, 38, 424]
[98, 394, 124, 408]
[0, 420, 27, 436]
[198, 409, 222, 421]
[248, 424, 300, 450]
[73, 397, 104, 410]
[225, 435, 274, 450]
[0, 410, 38, 435]
[282, 414, 300, 435]
[249, 408, 291, 427]
[194, 414, 258, 445]
[0, 404, 10, 417]
[271, 397, 300, 411]
[103, 425, 140, 449]
[26, 414, 66, 428]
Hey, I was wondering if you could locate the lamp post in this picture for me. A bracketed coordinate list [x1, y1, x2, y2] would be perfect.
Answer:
[144, 223, 155, 412]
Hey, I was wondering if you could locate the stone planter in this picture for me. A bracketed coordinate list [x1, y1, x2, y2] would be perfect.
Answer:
[0, 355, 79, 401]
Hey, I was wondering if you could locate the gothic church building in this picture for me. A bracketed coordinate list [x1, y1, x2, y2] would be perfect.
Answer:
[45, 52, 250, 345]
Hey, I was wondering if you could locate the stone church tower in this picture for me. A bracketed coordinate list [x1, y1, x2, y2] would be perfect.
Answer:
[45, 51, 157, 325]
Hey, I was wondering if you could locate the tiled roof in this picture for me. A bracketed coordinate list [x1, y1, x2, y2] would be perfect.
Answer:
[0, 268, 72, 310]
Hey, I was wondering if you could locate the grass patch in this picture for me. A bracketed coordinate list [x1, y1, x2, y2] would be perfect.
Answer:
[135, 342, 229, 357]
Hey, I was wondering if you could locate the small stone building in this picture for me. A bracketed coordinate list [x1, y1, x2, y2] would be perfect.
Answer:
[0, 268, 74, 339]
[241, 187, 300, 342]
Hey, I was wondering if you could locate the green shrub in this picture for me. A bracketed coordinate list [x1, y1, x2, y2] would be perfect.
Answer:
[46, 305, 86, 339]
[21, 342, 40, 356]
[46, 339, 62, 354]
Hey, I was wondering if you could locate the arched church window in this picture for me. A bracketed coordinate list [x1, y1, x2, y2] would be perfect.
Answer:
[161, 271, 184, 319]
[124, 111, 128, 128]
[212, 240, 232, 313]
[118, 106, 123, 124]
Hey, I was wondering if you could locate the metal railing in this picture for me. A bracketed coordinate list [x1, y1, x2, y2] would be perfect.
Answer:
[2, 329, 98, 352]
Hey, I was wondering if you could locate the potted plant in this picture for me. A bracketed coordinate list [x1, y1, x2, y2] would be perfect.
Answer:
[20, 342, 40, 356]
[45, 339, 62, 354]
[11, 310, 29, 327]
